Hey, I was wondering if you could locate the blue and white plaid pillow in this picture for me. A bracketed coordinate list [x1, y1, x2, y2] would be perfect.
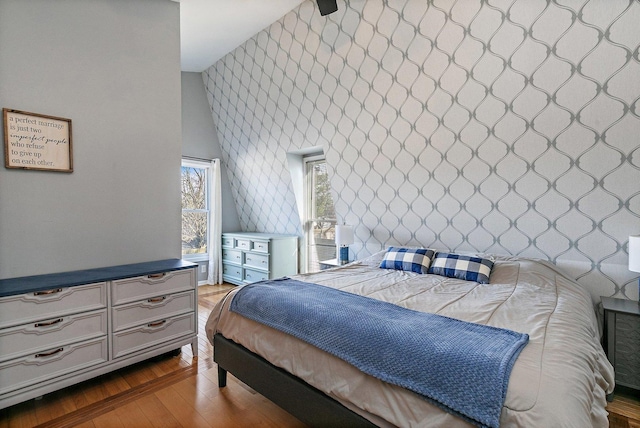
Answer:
[379, 247, 435, 274]
[428, 252, 494, 284]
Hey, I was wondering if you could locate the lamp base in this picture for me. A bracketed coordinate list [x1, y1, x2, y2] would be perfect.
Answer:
[339, 246, 349, 265]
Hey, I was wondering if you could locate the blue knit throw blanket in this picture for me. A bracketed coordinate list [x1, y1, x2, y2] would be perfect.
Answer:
[230, 278, 529, 428]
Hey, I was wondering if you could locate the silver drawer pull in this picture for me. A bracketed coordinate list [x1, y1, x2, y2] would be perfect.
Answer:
[147, 273, 166, 279]
[34, 288, 62, 296]
[35, 347, 63, 358]
[147, 320, 166, 328]
[147, 296, 166, 303]
[35, 318, 63, 328]
[262, 261, 267, 264]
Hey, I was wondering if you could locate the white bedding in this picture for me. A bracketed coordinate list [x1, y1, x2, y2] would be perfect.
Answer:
[206, 251, 615, 427]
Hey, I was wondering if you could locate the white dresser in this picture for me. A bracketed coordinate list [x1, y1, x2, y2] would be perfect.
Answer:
[0, 259, 196, 410]
[222, 232, 298, 285]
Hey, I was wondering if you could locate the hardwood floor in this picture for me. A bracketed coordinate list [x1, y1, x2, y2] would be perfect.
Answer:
[1, 283, 639, 427]
[608, 389, 640, 428]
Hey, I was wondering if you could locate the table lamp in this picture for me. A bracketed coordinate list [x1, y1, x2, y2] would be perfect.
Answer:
[628, 235, 640, 303]
[335, 224, 353, 265]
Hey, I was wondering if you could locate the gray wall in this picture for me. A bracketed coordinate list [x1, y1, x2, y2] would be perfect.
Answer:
[181, 72, 241, 233]
[204, 0, 640, 301]
[181, 71, 241, 281]
[0, 0, 182, 279]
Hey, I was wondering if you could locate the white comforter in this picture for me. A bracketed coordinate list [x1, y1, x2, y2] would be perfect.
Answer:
[206, 252, 615, 427]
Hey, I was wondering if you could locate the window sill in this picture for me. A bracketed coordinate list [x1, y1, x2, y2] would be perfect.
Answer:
[182, 255, 208, 263]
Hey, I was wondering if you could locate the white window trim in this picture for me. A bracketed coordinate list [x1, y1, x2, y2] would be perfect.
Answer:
[303, 154, 337, 272]
[181, 158, 211, 262]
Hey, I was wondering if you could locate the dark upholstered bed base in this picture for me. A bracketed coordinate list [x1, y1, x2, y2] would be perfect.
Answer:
[213, 333, 377, 428]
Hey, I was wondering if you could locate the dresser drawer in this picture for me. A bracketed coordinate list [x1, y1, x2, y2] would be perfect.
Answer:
[244, 268, 269, 283]
[222, 236, 234, 247]
[235, 239, 251, 250]
[0, 336, 108, 396]
[112, 312, 195, 359]
[112, 290, 195, 332]
[222, 263, 242, 281]
[111, 269, 193, 306]
[0, 282, 107, 329]
[251, 240, 269, 253]
[244, 253, 269, 270]
[0, 309, 107, 364]
[222, 249, 242, 264]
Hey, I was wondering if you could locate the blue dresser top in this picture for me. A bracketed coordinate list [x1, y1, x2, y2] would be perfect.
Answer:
[0, 259, 197, 298]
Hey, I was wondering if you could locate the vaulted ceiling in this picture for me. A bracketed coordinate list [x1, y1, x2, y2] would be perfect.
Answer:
[178, 0, 305, 71]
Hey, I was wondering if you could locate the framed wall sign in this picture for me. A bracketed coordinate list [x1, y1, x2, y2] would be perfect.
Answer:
[3, 108, 73, 172]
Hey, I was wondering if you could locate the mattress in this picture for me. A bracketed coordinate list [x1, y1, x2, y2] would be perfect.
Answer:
[206, 251, 615, 427]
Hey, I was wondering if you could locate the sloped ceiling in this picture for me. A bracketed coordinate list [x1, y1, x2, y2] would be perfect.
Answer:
[179, 0, 305, 71]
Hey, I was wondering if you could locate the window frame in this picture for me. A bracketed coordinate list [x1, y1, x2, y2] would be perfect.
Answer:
[181, 158, 211, 262]
[303, 154, 337, 272]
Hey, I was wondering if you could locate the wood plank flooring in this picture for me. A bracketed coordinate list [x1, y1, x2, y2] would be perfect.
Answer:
[1, 283, 639, 427]
[608, 390, 640, 428]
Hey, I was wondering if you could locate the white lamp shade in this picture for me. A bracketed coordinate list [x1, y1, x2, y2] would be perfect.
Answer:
[629, 235, 640, 273]
[335, 224, 354, 246]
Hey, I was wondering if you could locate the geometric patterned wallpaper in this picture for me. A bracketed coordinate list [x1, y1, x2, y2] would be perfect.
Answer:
[203, 0, 640, 301]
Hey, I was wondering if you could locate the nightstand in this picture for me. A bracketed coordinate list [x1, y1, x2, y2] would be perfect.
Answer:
[601, 297, 640, 393]
[318, 258, 342, 270]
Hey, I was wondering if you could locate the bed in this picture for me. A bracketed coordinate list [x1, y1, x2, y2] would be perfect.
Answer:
[205, 249, 615, 427]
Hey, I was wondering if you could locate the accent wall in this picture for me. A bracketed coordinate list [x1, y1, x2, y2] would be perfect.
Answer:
[203, 0, 640, 301]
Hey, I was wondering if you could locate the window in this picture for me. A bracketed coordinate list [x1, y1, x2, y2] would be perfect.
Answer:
[304, 155, 337, 272]
[181, 159, 210, 260]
